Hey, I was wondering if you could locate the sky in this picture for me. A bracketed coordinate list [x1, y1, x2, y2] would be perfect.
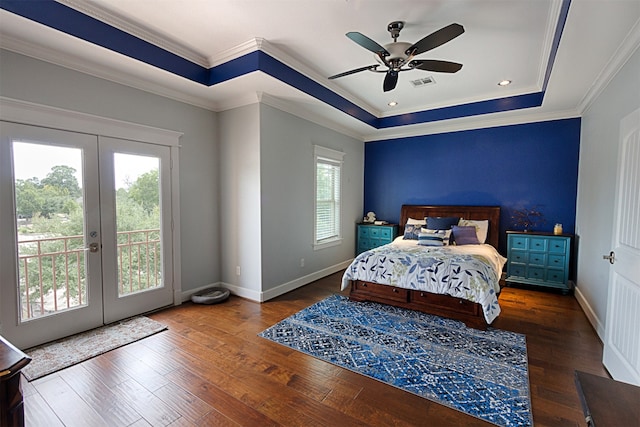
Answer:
[12, 142, 158, 190]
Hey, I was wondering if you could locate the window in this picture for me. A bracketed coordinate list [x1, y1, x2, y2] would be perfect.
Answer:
[314, 145, 344, 249]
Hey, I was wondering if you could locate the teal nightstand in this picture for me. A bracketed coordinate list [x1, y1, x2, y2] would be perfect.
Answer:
[356, 223, 398, 255]
[506, 231, 573, 294]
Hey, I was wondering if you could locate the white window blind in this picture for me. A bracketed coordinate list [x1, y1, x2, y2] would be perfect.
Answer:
[314, 145, 344, 248]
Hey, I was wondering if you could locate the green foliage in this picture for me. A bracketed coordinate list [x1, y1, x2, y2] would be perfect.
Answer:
[41, 165, 82, 199]
[15, 165, 162, 318]
[128, 169, 160, 214]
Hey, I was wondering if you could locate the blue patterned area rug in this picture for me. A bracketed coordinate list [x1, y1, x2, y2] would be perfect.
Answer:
[259, 294, 532, 427]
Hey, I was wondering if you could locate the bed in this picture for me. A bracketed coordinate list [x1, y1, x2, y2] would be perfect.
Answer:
[341, 205, 506, 329]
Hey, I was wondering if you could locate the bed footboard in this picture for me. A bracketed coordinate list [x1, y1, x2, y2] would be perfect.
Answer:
[349, 280, 488, 330]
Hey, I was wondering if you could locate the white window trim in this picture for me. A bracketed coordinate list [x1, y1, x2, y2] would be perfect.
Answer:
[313, 145, 344, 250]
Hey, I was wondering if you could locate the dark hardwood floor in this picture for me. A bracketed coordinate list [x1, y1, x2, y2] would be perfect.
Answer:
[21, 272, 606, 426]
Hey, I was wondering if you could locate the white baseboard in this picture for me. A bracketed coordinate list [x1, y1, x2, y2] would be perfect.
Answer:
[260, 259, 353, 302]
[574, 285, 605, 340]
[181, 259, 352, 303]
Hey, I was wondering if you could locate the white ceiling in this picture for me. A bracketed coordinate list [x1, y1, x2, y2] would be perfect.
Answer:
[1, 0, 639, 140]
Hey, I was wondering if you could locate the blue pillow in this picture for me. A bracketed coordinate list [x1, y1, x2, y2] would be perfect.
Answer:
[418, 230, 445, 246]
[426, 216, 460, 231]
[452, 225, 480, 245]
[403, 224, 422, 240]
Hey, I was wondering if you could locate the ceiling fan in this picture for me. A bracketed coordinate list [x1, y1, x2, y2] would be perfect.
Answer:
[328, 21, 464, 92]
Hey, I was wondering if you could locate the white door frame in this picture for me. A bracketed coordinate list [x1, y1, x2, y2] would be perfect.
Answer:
[0, 97, 182, 348]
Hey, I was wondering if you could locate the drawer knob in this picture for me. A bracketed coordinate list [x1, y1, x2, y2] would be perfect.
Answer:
[392, 288, 398, 293]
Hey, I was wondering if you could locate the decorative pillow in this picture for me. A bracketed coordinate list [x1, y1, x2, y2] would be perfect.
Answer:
[422, 228, 452, 245]
[406, 217, 427, 225]
[426, 216, 460, 231]
[417, 230, 445, 246]
[451, 225, 481, 245]
[458, 219, 489, 244]
[402, 223, 422, 240]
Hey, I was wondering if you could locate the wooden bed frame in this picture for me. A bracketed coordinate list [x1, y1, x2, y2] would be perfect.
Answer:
[348, 205, 501, 330]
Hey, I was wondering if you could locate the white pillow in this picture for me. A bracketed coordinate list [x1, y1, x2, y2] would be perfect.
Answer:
[458, 219, 489, 244]
[406, 217, 426, 225]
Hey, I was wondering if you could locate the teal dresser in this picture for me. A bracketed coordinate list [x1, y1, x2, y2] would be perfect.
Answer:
[356, 223, 398, 255]
[506, 231, 573, 294]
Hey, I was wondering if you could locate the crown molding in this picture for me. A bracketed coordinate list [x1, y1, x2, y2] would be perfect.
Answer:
[538, 0, 566, 89]
[363, 107, 581, 142]
[0, 36, 219, 112]
[256, 92, 368, 140]
[58, 0, 210, 67]
[255, 39, 381, 117]
[577, 17, 640, 115]
[207, 38, 263, 67]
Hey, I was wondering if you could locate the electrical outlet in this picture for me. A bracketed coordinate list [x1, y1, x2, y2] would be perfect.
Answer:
[300, 258, 305, 267]
[236, 265, 241, 276]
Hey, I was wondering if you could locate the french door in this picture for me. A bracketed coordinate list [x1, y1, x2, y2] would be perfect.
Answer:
[0, 122, 174, 349]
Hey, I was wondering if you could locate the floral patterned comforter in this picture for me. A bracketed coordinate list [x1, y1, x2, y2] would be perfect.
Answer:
[341, 241, 507, 323]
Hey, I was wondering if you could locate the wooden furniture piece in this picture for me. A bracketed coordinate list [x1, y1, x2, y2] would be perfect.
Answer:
[574, 370, 640, 426]
[349, 205, 501, 330]
[506, 231, 573, 294]
[0, 335, 31, 427]
[356, 223, 398, 255]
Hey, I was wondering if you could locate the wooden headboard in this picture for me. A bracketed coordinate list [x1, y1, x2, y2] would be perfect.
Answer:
[399, 205, 501, 249]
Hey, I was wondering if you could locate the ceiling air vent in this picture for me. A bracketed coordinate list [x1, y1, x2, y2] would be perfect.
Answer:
[410, 76, 436, 88]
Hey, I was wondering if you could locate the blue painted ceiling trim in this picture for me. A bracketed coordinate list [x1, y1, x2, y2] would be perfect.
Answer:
[0, 0, 570, 130]
[0, 0, 209, 84]
[257, 51, 378, 127]
[378, 92, 545, 128]
[207, 51, 260, 85]
[542, 0, 571, 92]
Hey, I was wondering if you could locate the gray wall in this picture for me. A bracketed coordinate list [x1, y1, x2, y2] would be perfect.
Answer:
[260, 104, 364, 295]
[0, 50, 220, 294]
[218, 103, 364, 300]
[218, 104, 263, 299]
[576, 47, 640, 338]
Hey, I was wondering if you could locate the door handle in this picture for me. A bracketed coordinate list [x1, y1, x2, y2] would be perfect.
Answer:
[87, 242, 100, 253]
[602, 251, 615, 264]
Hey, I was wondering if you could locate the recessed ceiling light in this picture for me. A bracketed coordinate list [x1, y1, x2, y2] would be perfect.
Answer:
[498, 80, 512, 86]
[388, 101, 398, 107]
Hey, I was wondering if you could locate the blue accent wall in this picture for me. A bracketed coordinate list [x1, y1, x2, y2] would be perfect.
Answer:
[364, 118, 581, 253]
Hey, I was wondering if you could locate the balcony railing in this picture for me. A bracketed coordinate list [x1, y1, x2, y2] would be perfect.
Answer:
[17, 229, 161, 321]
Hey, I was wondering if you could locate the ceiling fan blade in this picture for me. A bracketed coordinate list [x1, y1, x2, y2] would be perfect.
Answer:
[410, 60, 463, 73]
[328, 64, 379, 79]
[346, 32, 390, 56]
[383, 70, 399, 92]
[406, 23, 465, 56]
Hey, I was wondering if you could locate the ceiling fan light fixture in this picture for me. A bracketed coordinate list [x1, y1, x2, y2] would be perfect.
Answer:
[498, 79, 512, 86]
[330, 21, 465, 92]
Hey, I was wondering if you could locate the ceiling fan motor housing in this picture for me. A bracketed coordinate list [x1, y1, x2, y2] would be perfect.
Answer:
[377, 42, 412, 67]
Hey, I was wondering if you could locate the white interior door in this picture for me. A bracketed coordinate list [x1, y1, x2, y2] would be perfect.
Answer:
[603, 107, 640, 385]
[0, 122, 103, 349]
[0, 123, 175, 349]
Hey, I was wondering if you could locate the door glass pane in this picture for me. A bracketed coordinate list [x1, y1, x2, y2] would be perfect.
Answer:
[12, 142, 87, 321]
[114, 153, 163, 296]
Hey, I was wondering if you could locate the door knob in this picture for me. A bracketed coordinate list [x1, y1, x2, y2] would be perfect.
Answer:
[88, 242, 100, 253]
[602, 251, 615, 264]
